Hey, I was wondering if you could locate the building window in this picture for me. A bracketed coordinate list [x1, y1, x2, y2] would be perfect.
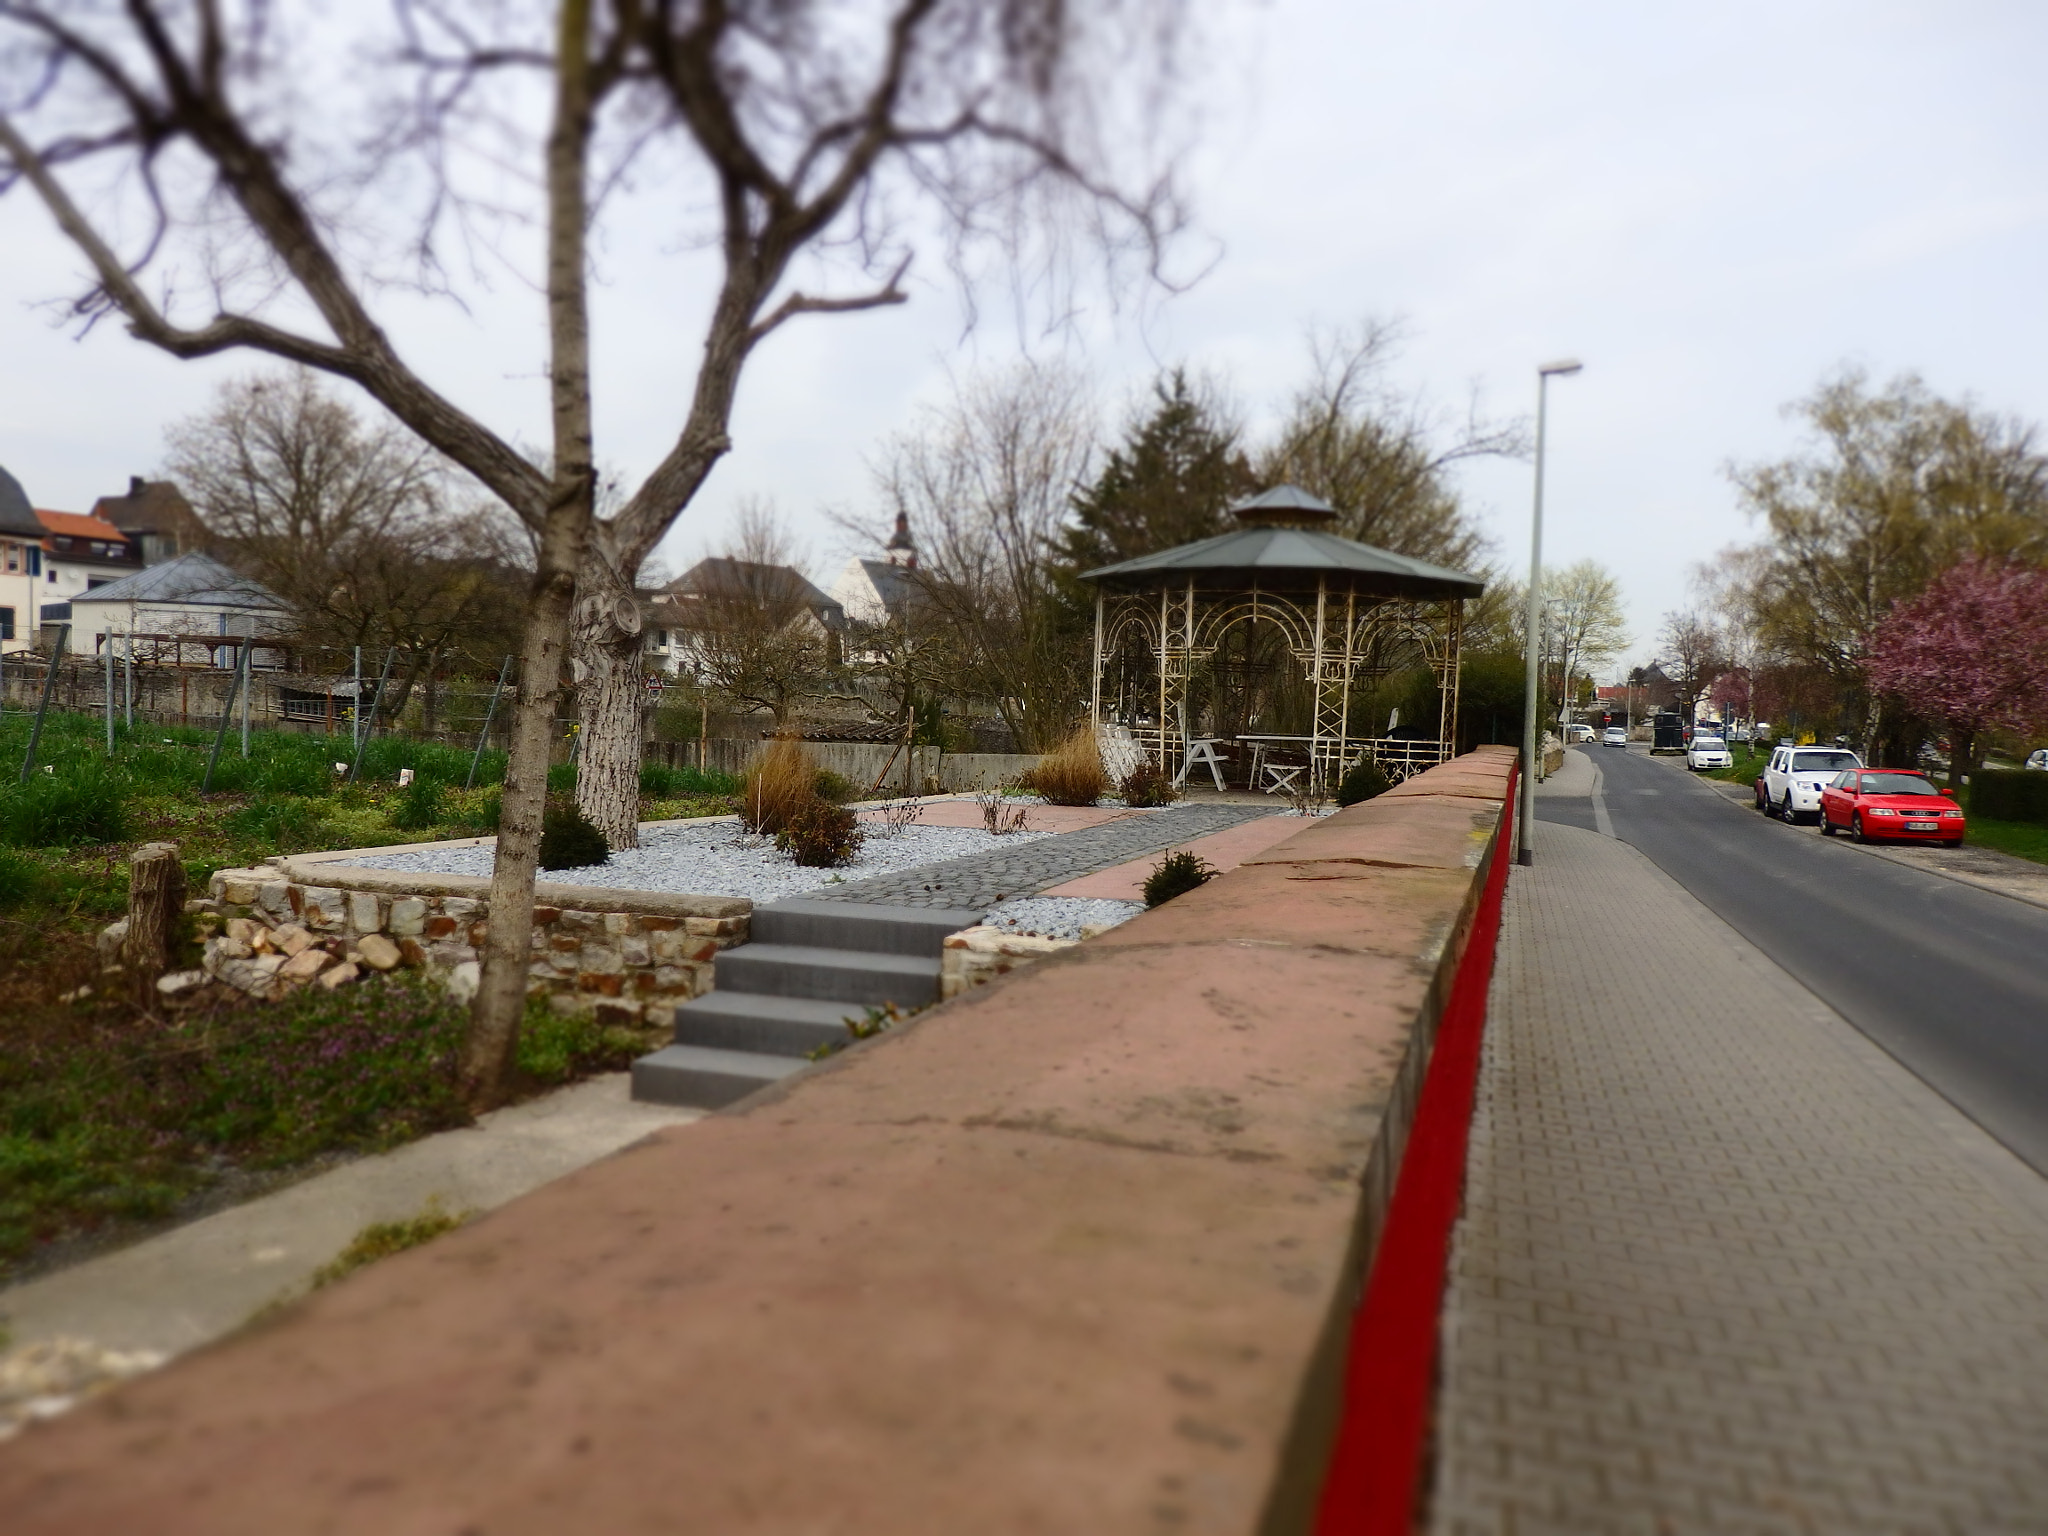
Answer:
[4, 544, 16, 574]
[0, 608, 13, 640]
[47, 567, 57, 583]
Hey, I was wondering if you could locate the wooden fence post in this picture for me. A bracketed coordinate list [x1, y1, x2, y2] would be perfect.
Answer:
[125, 841, 186, 986]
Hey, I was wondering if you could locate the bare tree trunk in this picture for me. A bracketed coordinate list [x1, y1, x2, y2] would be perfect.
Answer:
[463, 0, 596, 1109]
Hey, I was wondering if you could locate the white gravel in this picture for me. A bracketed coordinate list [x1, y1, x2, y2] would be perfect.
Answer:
[341, 819, 1057, 903]
[981, 896, 1145, 940]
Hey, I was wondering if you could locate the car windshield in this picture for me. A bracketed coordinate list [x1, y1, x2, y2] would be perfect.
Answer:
[1860, 773, 1938, 796]
[1694, 739, 1725, 750]
[1792, 751, 1858, 773]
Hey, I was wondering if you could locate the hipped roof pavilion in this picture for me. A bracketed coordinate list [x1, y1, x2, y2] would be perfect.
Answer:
[1078, 485, 1485, 788]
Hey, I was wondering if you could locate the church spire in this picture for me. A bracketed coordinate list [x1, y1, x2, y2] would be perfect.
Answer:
[885, 509, 917, 569]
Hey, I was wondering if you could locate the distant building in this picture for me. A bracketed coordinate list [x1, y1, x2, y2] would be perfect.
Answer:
[89, 476, 207, 567]
[35, 509, 141, 617]
[647, 557, 846, 677]
[828, 510, 922, 628]
[69, 551, 291, 668]
[0, 462, 47, 653]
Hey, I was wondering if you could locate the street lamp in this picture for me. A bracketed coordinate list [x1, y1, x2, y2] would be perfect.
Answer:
[1519, 358, 1582, 867]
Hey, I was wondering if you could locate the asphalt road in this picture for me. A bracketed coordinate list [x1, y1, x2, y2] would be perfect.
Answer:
[1540, 744, 2048, 1174]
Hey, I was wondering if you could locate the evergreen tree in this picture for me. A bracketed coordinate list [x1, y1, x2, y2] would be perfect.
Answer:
[1056, 369, 1258, 577]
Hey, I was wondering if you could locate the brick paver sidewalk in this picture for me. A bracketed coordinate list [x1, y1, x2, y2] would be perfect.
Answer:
[1429, 819, 2048, 1534]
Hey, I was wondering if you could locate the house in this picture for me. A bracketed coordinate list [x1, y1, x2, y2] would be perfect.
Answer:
[35, 509, 142, 618]
[0, 462, 47, 654]
[652, 557, 846, 676]
[828, 510, 922, 628]
[89, 476, 207, 567]
[68, 551, 292, 668]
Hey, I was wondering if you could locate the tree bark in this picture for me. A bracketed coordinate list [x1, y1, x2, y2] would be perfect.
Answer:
[572, 555, 649, 849]
[126, 841, 186, 988]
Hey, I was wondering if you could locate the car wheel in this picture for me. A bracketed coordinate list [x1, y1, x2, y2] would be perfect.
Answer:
[1755, 783, 1769, 812]
[1850, 814, 1866, 844]
[1781, 796, 1800, 825]
[1942, 839, 1964, 849]
[1821, 815, 1836, 837]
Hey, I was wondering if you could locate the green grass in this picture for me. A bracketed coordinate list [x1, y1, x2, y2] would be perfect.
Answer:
[307, 1200, 469, 1291]
[1701, 746, 1770, 786]
[1961, 813, 2048, 866]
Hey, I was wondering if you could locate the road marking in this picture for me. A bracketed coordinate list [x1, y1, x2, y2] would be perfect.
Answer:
[1586, 751, 1615, 838]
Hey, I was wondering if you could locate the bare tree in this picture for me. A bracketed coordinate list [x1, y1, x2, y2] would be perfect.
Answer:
[672, 502, 835, 727]
[0, 2, 1189, 1105]
[1256, 319, 1524, 573]
[165, 370, 527, 708]
[1543, 560, 1629, 724]
[861, 360, 1098, 750]
[1658, 610, 1726, 726]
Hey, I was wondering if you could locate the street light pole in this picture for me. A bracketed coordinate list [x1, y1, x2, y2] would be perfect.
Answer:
[1519, 358, 1583, 867]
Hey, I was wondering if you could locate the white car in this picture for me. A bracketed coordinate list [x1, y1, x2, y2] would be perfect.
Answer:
[1687, 736, 1732, 771]
[1567, 724, 1595, 743]
[2027, 749, 2048, 773]
[1602, 727, 1628, 748]
[1758, 745, 1862, 823]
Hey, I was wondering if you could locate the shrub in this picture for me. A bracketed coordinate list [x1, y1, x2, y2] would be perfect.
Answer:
[446, 786, 503, 832]
[1118, 761, 1178, 808]
[1022, 726, 1107, 806]
[0, 761, 129, 848]
[547, 762, 578, 795]
[1970, 769, 2048, 825]
[1143, 849, 1217, 908]
[814, 768, 861, 804]
[0, 848, 48, 909]
[640, 761, 742, 798]
[538, 800, 611, 870]
[738, 735, 820, 834]
[1336, 759, 1392, 807]
[775, 799, 865, 867]
[389, 777, 447, 831]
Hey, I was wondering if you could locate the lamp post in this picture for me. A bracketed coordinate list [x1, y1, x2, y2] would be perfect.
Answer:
[1519, 358, 1583, 866]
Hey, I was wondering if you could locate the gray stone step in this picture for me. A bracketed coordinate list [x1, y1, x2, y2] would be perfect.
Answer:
[714, 942, 943, 1008]
[749, 898, 984, 958]
[673, 991, 867, 1059]
[630, 1044, 807, 1109]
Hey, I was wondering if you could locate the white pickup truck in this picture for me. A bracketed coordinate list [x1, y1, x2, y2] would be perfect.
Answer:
[1757, 745, 1862, 824]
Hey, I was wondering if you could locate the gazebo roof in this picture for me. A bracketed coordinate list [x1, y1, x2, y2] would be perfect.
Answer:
[1079, 525, 1485, 600]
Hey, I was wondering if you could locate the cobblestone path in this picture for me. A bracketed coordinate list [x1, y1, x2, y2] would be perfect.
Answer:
[813, 803, 1281, 909]
[1429, 819, 2048, 1534]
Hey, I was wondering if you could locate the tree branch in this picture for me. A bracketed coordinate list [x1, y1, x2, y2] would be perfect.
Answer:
[745, 253, 912, 347]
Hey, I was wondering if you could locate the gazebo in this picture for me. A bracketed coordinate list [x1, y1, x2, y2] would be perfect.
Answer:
[1080, 485, 1485, 792]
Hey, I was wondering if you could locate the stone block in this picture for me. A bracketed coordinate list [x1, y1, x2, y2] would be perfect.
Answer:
[649, 929, 686, 964]
[603, 912, 643, 937]
[225, 917, 257, 943]
[641, 917, 680, 933]
[468, 921, 489, 948]
[317, 960, 361, 990]
[388, 897, 427, 937]
[255, 881, 294, 923]
[685, 915, 747, 938]
[578, 945, 623, 974]
[556, 909, 603, 935]
[211, 868, 270, 906]
[620, 935, 652, 968]
[279, 948, 333, 984]
[548, 991, 596, 1018]
[272, 924, 315, 957]
[357, 933, 403, 971]
[346, 891, 384, 934]
[578, 971, 626, 997]
[595, 999, 644, 1025]
[422, 914, 458, 940]
[550, 933, 582, 954]
[156, 969, 207, 999]
[531, 905, 561, 926]
[297, 886, 348, 931]
[398, 937, 428, 969]
[446, 959, 481, 1006]
[443, 897, 481, 922]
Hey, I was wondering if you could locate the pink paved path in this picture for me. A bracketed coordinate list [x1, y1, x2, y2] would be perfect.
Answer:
[1041, 811, 1299, 899]
[855, 801, 1149, 832]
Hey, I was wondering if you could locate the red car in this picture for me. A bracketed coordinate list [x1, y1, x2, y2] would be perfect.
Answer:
[1818, 768, 1966, 846]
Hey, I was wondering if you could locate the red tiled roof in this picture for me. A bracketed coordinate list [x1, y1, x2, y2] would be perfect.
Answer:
[35, 510, 128, 543]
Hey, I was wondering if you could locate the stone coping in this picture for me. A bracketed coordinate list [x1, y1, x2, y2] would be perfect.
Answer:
[0, 747, 1519, 1533]
[265, 856, 751, 921]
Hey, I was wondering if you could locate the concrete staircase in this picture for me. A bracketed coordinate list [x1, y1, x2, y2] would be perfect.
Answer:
[631, 898, 984, 1109]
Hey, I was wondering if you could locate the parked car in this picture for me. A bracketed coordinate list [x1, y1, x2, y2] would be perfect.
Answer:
[1728, 724, 1752, 743]
[1818, 769, 1966, 846]
[2027, 749, 2048, 773]
[1567, 723, 1595, 742]
[1756, 745, 1862, 823]
[1687, 736, 1732, 771]
[1602, 726, 1629, 748]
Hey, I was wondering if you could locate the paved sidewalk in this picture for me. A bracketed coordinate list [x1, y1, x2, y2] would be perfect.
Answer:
[1429, 817, 2048, 1533]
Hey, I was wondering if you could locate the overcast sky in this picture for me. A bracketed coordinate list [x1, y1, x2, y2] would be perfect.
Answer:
[4, 1, 2045, 678]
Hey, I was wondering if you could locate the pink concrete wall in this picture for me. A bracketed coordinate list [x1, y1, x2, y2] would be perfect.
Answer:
[0, 748, 1517, 1536]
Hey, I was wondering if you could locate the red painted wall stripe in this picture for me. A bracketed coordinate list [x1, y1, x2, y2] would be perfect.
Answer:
[1312, 760, 1518, 1534]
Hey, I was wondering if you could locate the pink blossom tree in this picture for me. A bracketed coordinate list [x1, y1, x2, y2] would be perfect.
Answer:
[1863, 559, 2048, 787]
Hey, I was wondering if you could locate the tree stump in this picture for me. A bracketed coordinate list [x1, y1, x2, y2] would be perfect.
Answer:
[126, 842, 186, 983]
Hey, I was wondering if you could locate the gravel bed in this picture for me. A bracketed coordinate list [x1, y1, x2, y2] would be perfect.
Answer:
[981, 896, 1144, 940]
[340, 820, 1057, 903]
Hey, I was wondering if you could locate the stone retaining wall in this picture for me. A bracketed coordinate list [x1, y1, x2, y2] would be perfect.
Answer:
[205, 856, 750, 1024]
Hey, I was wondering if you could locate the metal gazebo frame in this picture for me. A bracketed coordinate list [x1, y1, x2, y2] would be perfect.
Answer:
[1079, 486, 1486, 791]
